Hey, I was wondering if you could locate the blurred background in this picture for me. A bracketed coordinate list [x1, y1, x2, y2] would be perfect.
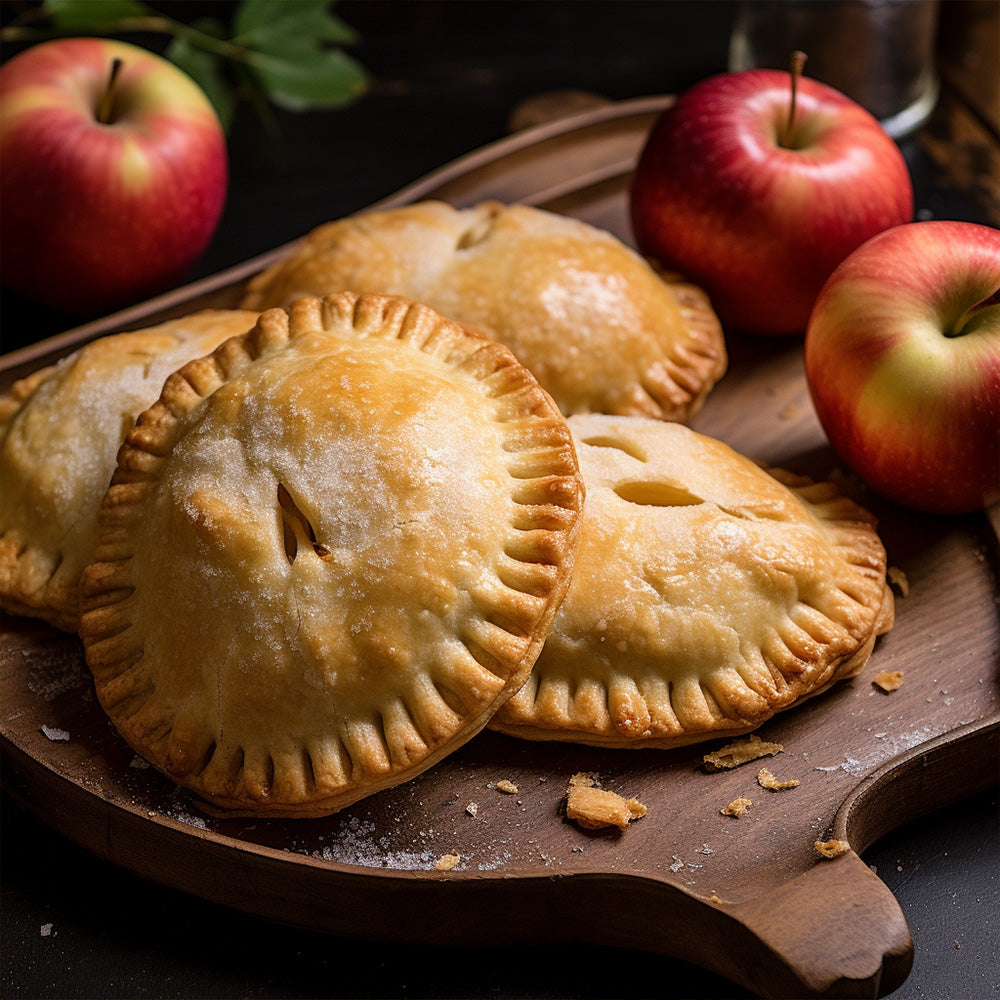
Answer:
[1, 0, 997, 351]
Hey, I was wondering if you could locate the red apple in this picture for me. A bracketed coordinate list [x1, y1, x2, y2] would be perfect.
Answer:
[0, 37, 227, 316]
[630, 65, 914, 336]
[805, 220, 1000, 515]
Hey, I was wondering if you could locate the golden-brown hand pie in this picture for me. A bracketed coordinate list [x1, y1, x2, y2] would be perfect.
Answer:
[241, 200, 727, 421]
[0, 309, 260, 632]
[79, 293, 585, 817]
[491, 415, 894, 748]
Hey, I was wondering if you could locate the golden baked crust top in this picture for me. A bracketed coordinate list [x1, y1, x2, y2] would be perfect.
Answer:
[79, 293, 585, 817]
[491, 415, 894, 748]
[0, 309, 260, 631]
[241, 201, 727, 422]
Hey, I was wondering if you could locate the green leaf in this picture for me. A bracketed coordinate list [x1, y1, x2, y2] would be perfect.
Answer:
[165, 35, 235, 131]
[31, 0, 371, 122]
[233, 0, 359, 48]
[43, 0, 151, 31]
[244, 45, 367, 111]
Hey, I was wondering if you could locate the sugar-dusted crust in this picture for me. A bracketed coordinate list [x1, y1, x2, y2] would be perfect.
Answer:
[491, 414, 894, 748]
[241, 201, 727, 421]
[0, 310, 260, 632]
[79, 293, 585, 817]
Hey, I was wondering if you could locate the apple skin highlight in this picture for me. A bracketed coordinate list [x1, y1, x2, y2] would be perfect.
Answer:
[804, 221, 1000, 516]
[630, 69, 914, 337]
[0, 37, 228, 316]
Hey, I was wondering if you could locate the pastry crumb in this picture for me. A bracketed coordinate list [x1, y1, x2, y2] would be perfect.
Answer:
[465, 801, 478, 816]
[873, 670, 905, 693]
[814, 838, 851, 859]
[778, 402, 799, 421]
[708, 894, 726, 905]
[703, 733, 784, 771]
[720, 797, 753, 817]
[757, 767, 800, 790]
[568, 771, 599, 787]
[495, 779, 518, 794]
[435, 852, 461, 871]
[565, 778, 647, 830]
[887, 566, 909, 596]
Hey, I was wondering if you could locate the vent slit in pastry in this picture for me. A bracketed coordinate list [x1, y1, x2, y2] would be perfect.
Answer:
[578, 435, 648, 463]
[614, 480, 705, 508]
[276, 483, 319, 563]
[240, 201, 726, 421]
[79, 293, 584, 816]
[491, 415, 894, 748]
[456, 204, 500, 250]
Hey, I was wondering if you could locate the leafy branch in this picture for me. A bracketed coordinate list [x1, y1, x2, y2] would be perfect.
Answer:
[1, 0, 370, 130]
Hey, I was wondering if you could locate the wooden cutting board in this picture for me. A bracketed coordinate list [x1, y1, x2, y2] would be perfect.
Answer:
[2, 95, 998, 1000]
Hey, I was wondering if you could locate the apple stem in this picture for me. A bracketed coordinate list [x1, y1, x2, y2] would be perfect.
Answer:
[951, 287, 1000, 336]
[780, 50, 808, 149]
[96, 57, 124, 125]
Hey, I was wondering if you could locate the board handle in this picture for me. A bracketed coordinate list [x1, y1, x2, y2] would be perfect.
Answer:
[717, 851, 913, 998]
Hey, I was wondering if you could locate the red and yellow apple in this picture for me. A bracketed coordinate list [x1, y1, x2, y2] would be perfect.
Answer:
[0, 37, 228, 316]
[630, 66, 914, 337]
[805, 220, 1000, 515]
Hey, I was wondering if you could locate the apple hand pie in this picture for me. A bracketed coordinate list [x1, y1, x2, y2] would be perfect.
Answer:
[491, 415, 895, 748]
[79, 293, 585, 817]
[0, 309, 260, 632]
[240, 200, 727, 421]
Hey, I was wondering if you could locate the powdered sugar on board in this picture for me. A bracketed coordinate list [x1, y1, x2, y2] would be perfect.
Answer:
[5, 635, 91, 704]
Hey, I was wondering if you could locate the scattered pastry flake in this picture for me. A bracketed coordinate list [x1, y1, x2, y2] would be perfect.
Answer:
[888, 566, 910, 596]
[703, 734, 784, 771]
[757, 767, 800, 791]
[873, 670, 905, 693]
[814, 838, 851, 859]
[434, 852, 461, 871]
[708, 894, 726, 905]
[465, 801, 479, 817]
[495, 779, 518, 795]
[40, 725, 70, 742]
[565, 774, 647, 830]
[720, 797, 753, 817]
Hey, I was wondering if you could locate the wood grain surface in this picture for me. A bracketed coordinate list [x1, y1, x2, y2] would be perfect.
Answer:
[2, 97, 998, 1000]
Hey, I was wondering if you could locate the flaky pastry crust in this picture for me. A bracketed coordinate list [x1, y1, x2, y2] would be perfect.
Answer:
[241, 201, 727, 421]
[79, 293, 585, 817]
[491, 415, 894, 748]
[0, 310, 260, 631]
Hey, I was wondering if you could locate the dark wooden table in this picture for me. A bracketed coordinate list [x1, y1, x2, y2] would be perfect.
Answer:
[1, 3, 998, 998]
